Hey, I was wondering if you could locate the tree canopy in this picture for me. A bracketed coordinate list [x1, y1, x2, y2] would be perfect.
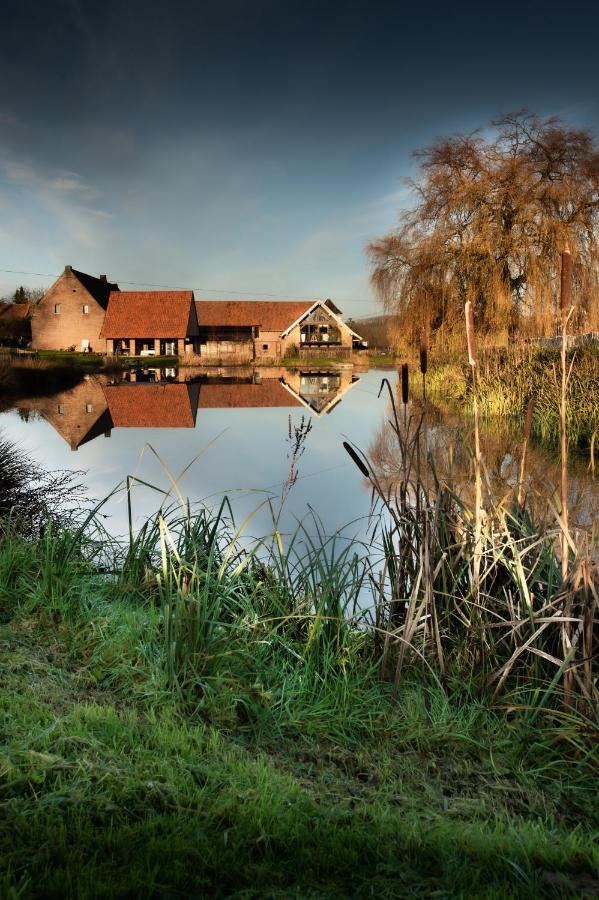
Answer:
[368, 112, 599, 344]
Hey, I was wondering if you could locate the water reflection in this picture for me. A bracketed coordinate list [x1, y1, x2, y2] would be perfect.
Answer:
[14, 366, 360, 450]
[4, 368, 596, 546]
[369, 397, 598, 531]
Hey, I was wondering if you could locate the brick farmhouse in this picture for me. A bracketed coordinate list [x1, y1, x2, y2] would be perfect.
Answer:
[31, 265, 363, 359]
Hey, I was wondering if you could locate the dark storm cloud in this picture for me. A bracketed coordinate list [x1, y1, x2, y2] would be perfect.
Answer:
[1, 0, 598, 310]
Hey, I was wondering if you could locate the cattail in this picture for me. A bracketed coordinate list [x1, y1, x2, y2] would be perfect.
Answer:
[465, 301, 477, 366]
[419, 331, 428, 376]
[560, 246, 572, 316]
[524, 396, 535, 442]
[401, 363, 409, 405]
[343, 441, 369, 478]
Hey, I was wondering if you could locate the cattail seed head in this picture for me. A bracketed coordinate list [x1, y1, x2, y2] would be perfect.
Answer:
[465, 301, 477, 366]
[419, 331, 428, 376]
[401, 362, 409, 405]
[343, 441, 370, 478]
[524, 396, 535, 442]
[560, 247, 572, 316]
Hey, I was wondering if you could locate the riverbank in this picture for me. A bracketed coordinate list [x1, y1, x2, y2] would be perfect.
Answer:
[1, 518, 597, 898]
[2, 347, 394, 372]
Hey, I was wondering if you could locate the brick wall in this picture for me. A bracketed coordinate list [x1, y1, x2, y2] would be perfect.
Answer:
[31, 268, 107, 352]
[254, 330, 284, 358]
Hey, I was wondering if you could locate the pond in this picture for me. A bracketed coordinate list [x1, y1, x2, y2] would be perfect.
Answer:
[0, 364, 596, 545]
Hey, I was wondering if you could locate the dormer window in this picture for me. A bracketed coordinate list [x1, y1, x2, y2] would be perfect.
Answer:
[82, 304, 89, 315]
[54, 304, 61, 314]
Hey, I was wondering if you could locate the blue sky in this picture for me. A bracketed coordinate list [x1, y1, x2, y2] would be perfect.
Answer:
[1, 0, 598, 317]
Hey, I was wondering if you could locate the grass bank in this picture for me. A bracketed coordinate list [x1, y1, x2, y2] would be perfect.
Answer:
[417, 345, 598, 448]
[35, 349, 179, 371]
[1, 514, 598, 899]
[0, 422, 598, 900]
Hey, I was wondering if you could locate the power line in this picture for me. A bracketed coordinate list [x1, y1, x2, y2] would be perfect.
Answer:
[0, 267, 376, 306]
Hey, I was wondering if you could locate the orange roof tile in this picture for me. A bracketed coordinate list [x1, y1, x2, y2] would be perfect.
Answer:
[101, 291, 194, 338]
[195, 300, 314, 332]
[0, 302, 31, 320]
[197, 380, 302, 408]
[104, 383, 198, 427]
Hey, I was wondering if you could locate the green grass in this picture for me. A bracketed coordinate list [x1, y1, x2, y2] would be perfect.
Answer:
[361, 351, 397, 367]
[0, 510, 598, 898]
[36, 350, 179, 371]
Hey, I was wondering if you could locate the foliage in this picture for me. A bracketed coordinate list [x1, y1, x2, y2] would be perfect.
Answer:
[414, 345, 599, 448]
[0, 285, 46, 305]
[0, 432, 85, 533]
[368, 112, 599, 342]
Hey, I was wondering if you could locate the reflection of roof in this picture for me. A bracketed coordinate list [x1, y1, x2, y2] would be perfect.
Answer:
[104, 383, 198, 427]
[195, 300, 314, 331]
[72, 269, 118, 310]
[101, 292, 194, 338]
[0, 302, 30, 320]
[197, 380, 302, 408]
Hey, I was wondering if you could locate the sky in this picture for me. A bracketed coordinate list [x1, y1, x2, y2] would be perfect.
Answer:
[1, 0, 598, 318]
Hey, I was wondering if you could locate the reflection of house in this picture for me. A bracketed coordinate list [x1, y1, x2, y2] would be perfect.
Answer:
[17, 376, 112, 450]
[17, 377, 200, 449]
[280, 369, 359, 415]
[32, 266, 363, 358]
[197, 379, 303, 408]
[14, 366, 358, 449]
[103, 383, 200, 428]
[31, 266, 118, 352]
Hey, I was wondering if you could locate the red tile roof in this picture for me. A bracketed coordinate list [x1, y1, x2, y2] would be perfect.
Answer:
[101, 291, 194, 338]
[104, 383, 197, 427]
[0, 302, 31, 320]
[195, 300, 314, 332]
[197, 380, 302, 408]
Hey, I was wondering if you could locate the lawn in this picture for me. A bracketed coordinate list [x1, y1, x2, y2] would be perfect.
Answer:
[0, 521, 597, 899]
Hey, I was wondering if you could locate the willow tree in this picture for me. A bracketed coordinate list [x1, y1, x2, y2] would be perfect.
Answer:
[368, 112, 599, 343]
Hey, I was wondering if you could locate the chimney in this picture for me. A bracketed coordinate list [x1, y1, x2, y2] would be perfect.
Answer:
[99, 274, 107, 282]
[65, 265, 72, 273]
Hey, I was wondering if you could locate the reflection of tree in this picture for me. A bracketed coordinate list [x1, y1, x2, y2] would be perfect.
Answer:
[369, 394, 598, 531]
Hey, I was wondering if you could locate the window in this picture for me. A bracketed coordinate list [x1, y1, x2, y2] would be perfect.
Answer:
[85, 403, 93, 413]
[82, 304, 89, 315]
[57, 403, 64, 414]
[54, 304, 61, 314]
[262, 343, 269, 351]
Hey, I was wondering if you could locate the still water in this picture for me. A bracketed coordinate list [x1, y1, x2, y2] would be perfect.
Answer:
[0, 366, 385, 542]
[1, 364, 596, 543]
